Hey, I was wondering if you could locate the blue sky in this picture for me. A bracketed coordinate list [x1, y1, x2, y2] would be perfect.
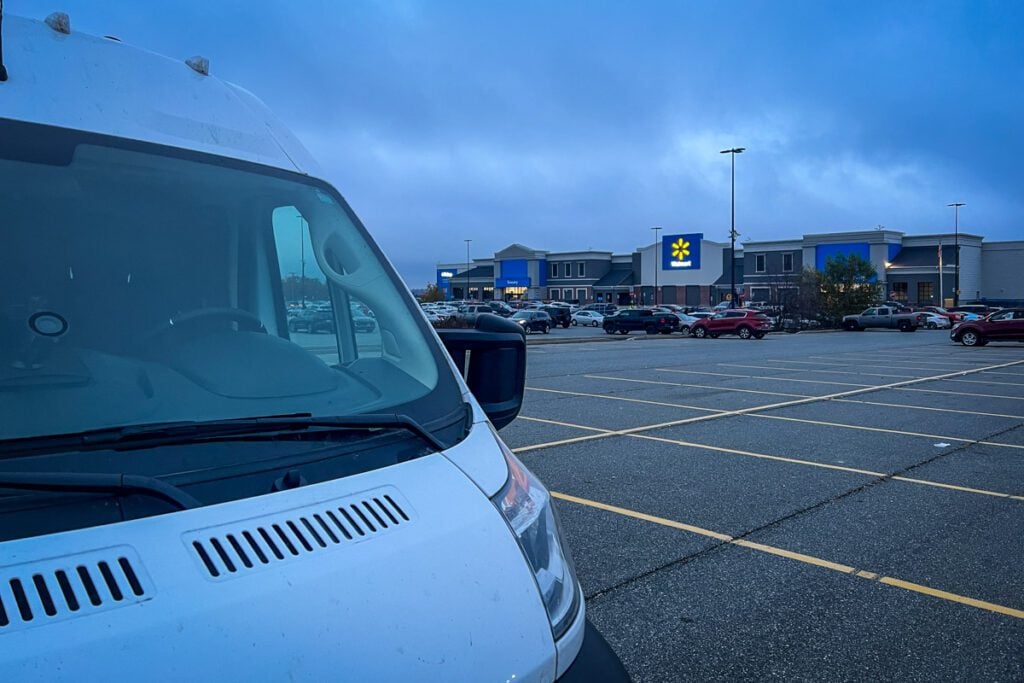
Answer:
[14, 1, 1023, 287]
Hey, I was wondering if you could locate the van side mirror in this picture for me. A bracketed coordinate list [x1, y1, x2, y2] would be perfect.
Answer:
[436, 314, 527, 430]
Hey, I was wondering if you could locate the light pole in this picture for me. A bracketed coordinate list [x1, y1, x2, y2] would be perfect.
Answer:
[464, 239, 472, 301]
[296, 214, 306, 308]
[651, 225, 662, 306]
[721, 147, 745, 308]
[947, 202, 964, 306]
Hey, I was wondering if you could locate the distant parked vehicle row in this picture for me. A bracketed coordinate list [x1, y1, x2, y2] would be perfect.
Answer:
[603, 309, 680, 335]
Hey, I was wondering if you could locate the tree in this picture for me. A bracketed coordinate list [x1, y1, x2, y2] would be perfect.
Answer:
[420, 283, 445, 302]
[820, 253, 880, 320]
[792, 267, 823, 321]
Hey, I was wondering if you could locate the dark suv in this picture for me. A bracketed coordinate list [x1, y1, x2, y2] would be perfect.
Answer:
[511, 310, 552, 334]
[691, 309, 772, 339]
[541, 306, 572, 329]
[602, 309, 680, 335]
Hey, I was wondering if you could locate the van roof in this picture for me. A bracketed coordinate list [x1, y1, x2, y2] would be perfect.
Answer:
[1, 14, 321, 177]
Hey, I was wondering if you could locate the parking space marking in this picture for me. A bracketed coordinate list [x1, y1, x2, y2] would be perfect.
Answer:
[767, 358, 1024, 378]
[552, 491, 1024, 620]
[583, 375, 814, 399]
[719, 363, 1024, 388]
[532, 385, 1024, 421]
[518, 415, 1024, 502]
[748, 414, 1024, 451]
[650, 368, 1024, 402]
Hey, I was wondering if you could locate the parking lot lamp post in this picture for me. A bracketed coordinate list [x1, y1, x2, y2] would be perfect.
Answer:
[947, 202, 964, 307]
[296, 213, 306, 308]
[464, 239, 472, 301]
[651, 225, 662, 306]
[720, 147, 745, 308]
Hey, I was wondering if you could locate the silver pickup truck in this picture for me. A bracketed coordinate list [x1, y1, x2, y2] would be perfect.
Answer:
[842, 306, 920, 331]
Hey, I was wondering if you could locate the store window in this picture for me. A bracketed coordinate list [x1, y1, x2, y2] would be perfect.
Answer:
[550, 262, 559, 278]
[917, 282, 934, 303]
[750, 287, 770, 303]
[577, 262, 585, 278]
[782, 252, 794, 272]
[892, 282, 908, 302]
[755, 254, 766, 273]
[576, 288, 587, 302]
[563, 262, 572, 278]
[563, 288, 573, 300]
[549, 288, 559, 300]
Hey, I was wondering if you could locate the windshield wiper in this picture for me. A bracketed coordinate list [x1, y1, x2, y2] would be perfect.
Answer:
[0, 413, 446, 458]
[0, 471, 201, 510]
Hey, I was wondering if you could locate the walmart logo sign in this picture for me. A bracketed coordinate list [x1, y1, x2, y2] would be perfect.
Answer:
[662, 233, 703, 270]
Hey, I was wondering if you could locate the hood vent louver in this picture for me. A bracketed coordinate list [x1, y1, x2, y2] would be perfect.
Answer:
[185, 488, 414, 580]
[0, 547, 151, 633]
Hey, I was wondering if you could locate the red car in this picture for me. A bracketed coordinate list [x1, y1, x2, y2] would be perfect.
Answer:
[919, 306, 964, 323]
[691, 309, 773, 340]
[950, 308, 1024, 346]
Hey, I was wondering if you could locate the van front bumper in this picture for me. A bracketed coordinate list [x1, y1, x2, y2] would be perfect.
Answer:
[558, 620, 631, 682]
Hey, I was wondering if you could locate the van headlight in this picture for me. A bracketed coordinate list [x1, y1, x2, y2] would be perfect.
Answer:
[491, 434, 581, 640]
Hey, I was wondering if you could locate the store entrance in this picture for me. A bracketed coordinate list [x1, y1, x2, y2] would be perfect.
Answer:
[503, 286, 527, 301]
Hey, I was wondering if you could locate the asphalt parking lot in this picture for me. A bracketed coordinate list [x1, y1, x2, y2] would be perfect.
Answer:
[499, 329, 1024, 681]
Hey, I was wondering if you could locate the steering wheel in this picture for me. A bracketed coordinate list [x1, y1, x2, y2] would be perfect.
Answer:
[149, 307, 267, 338]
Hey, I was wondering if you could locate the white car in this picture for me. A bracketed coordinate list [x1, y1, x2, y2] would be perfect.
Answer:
[674, 313, 701, 335]
[923, 313, 952, 329]
[571, 310, 604, 327]
[0, 13, 626, 682]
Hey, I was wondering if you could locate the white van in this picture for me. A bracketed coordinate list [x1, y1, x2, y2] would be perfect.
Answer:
[0, 13, 628, 681]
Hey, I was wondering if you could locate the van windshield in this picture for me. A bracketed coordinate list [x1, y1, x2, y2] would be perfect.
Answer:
[0, 121, 464, 449]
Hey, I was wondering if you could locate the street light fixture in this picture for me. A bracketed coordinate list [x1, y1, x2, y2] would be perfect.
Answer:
[720, 147, 745, 308]
[464, 239, 472, 302]
[651, 225, 662, 306]
[947, 202, 965, 307]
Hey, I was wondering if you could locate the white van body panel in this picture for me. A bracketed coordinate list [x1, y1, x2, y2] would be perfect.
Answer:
[0, 454, 556, 681]
[0, 13, 587, 679]
[2, 15, 321, 177]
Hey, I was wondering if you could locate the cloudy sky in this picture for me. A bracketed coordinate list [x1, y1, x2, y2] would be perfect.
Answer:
[14, 0, 1023, 286]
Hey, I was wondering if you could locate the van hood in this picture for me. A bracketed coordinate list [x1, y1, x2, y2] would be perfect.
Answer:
[0, 453, 556, 681]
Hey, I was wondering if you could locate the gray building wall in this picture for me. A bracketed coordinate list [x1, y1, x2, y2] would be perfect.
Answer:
[981, 241, 1024, 301]
[743, 249, 803, 278]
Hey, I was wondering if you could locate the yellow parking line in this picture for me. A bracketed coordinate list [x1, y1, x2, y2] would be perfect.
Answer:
[527, 385, 1024, 421]
[552, 492, 1024, 620]
[519, 416, 1024, 502]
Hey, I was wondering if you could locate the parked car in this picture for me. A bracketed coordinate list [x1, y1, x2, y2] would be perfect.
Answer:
[511, 310, 552, 333]
[691, 309, 773, 339]
[842, 306, 920, 331]
[542, 305, 573, 329]
[583, 303, 618, 315]
[923, 313, 952, 329]
[571, 310, 605, 327]
[353, 313, 377, 333]
[288, 308, 335, 334]
[674, 313, 701, 336]
[950, 308, 1024, 346]
[602, 309, 680, 335]
[486, 301, 514, 317]
[919, 305, 964, 323]
[457, 304, 497, 324]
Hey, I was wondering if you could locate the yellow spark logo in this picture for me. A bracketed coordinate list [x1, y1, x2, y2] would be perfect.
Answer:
[671, 238, 690, 260]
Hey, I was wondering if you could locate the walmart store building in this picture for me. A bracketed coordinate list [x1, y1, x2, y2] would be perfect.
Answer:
[437, 230, 1023, 306]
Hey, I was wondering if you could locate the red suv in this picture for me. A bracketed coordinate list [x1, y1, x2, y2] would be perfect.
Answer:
[950, 308, 1024, 346]
[691, 309, 772, 340]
